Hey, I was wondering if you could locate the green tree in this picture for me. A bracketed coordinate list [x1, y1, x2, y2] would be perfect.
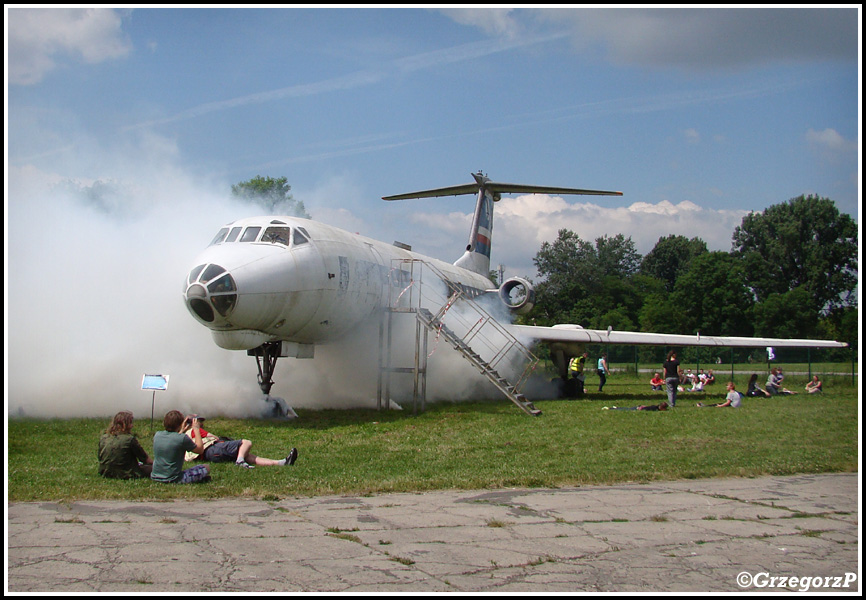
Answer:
[669, 251, 754, 337]
[595, 233, 641, 279]
[638, 293, 674, 334]
[818, 306, 858, 359]
[531, 229, 597, 324]
[231, 175, 309, 217]
[732, 195, 857, 314]
[752, 286, 819, 339]
[530, 229, 643, 327]
[640, 234, 708, 292]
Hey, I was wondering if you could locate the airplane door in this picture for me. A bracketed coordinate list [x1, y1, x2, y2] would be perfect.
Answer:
[365, 243, 388, 308]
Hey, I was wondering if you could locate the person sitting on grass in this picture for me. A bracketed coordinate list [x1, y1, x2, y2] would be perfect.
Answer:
[604, 402, 668, 411]
[650, 373, 664, 391]
[766, 368, 797, 395]
[180, 415, 298, 469]
[686, 377, 705, 392]
[697, 381, 742, 408]
[745, 373, 771, 397]
[805, 376, 823, 394]
[151, 411, 210, 484]
[98, 411, 153, 479]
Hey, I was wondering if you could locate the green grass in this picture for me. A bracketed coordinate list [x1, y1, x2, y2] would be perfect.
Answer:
[7, 373, 858, 502]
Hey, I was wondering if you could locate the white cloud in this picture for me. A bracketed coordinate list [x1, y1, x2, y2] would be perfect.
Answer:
[389, 193, 748, 281]
[491, 194, 745, 279]
[684, 128, 700, 144]
[806, 128, 857, 155]
[434, 7, 520, 38]
[7, 7, 131, 85]
[509, 8, 857, 70]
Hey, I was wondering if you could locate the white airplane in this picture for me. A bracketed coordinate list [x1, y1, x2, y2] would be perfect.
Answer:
[183, 172, 847, 415]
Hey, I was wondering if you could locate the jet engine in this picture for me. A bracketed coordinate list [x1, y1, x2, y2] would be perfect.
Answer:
[498, 276, 536, 315]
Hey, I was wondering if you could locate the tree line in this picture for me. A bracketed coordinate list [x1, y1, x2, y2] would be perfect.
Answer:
[522, 194, 858, 363]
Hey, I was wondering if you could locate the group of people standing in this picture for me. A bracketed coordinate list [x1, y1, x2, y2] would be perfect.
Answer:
[568, 351, 610, 394]
[98, 410, 299, 482]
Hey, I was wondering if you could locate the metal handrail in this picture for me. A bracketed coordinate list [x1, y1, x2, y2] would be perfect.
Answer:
[387, 258, 539, 397]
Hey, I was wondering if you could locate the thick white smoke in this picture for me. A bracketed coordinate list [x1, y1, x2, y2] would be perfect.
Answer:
[7, 161, 537, 418]
[7, 164, 263, 418]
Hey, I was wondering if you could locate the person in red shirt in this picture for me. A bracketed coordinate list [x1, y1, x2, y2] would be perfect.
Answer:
[180, 415, 298, 468]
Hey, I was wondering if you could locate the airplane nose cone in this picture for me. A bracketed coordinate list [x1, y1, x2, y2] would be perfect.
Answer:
[184, 264, 237, 324]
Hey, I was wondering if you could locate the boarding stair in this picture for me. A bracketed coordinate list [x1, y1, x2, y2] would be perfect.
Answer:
[378, 259, 541, 416]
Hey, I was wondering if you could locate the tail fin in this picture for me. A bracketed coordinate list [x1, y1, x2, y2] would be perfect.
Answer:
[454, 176, 495, 275]
[383, 172, 622, 276]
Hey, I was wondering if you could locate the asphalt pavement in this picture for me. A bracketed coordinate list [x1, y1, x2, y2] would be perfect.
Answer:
[7, 472, 859, 593]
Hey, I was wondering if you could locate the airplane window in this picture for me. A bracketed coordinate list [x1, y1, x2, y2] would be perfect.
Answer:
[188, 264, 206, 285]
[293, 228, 309, 245]
[211, 295, 237, 318]
[262, 227, 291, 246]
[208, 274, 236, 293]
[201, 264, 225, 283]
[189, 299, 214, 323]
[225, 226, 242, 243]
[209, 228, 229, 246]
[240, 227, 261, 242]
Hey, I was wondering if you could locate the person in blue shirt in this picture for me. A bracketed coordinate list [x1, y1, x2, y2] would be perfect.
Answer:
[597, 353, 610, 392]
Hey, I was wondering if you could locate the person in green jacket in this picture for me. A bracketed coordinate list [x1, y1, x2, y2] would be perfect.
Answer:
[98, 411, 153, 479]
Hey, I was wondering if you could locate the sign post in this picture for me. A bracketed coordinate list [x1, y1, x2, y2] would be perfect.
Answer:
[141, 374, 170, 432]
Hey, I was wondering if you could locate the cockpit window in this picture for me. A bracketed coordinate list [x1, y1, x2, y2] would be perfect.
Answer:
[208, 274, 236, 293]
[240, 226, 261, 242]
[206, 223, 312, 248]
[209, 228, 229, 246]
[262, 226, 291, 246]
[201, 264, 225, 283]
[188, 264, 206, 285]
[225, 226, 242, 243]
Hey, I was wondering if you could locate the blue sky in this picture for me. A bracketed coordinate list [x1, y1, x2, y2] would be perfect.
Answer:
[5, 7, 861, 415]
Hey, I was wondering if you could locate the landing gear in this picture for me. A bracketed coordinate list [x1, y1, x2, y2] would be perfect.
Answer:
[249, 342, 296, 419]
[251, 342, 282, 395]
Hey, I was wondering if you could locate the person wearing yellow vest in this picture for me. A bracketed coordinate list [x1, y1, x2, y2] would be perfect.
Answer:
[569, 351, 588, 396]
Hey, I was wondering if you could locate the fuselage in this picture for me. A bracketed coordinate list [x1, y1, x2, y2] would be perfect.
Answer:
[183, 216, 494, 350]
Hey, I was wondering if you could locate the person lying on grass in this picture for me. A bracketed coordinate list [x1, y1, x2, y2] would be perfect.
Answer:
[180, 415, 298, 469]
[604, 402, 668, 411]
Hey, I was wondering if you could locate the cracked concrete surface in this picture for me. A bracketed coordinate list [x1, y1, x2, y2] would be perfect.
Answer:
[7, 473, 859, 592]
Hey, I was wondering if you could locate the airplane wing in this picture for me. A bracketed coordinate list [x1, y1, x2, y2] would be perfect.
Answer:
[511, 324, 848, 349]
[383, 184, 480, 200]
[486, 183, 623, 197]
[383, 174, 623, 201]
